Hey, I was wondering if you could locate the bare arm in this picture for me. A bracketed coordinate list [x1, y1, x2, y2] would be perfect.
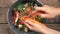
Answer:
[43, 27, 60, 34]
[34, 5, 60, 18]
[23, 5, 60, 34]
[24, 18, 60, 34]
[58, 8, 60, 15]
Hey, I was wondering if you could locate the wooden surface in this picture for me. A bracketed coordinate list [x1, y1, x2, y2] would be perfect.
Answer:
[0, 24, 15, 34]
[0, 0, 60, 34]
[0, 24, 60, 34]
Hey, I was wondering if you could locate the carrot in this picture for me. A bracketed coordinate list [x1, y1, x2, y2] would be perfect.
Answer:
[21, 16, 46, 28]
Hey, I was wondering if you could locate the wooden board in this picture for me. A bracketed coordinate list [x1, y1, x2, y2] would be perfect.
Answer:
[40, 0, 60, 7]
[0, 24, 15, 34]
[0, 0, 13, 7]
[0, 24, 60, 34]
[46, 24, 60, 31]
[0, 8, 9, 23]
[0, 0, 60, 7]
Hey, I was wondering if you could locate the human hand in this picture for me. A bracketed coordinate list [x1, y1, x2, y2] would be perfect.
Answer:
[23, 18, 60, 34]
[34, 5, 60, 18]
[24, 19, 47, 33]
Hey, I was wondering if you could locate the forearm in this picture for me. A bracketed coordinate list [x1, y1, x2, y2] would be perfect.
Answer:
[57, 8, 60, 15]
[42, 27, 60, 34]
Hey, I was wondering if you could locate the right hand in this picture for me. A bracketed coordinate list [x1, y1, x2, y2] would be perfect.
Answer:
[34, 5, 60, 18]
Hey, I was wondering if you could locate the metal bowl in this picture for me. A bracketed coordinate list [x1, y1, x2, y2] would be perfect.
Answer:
[7, 0, 45, 34]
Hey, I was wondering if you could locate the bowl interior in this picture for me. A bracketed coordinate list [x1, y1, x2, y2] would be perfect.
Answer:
[8, 0, 45, 34]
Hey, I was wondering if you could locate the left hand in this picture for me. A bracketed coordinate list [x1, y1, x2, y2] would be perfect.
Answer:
[24, 20, 47, 33]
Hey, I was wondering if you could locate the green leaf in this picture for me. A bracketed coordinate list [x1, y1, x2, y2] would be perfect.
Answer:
[35, 15, 42, 21]
[14, 3, 26, 12]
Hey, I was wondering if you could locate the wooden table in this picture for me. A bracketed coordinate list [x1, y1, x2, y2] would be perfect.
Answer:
[0, 23, 60, 34]
[0, 0, 60, 34]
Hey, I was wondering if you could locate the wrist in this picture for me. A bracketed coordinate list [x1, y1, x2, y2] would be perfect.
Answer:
[41, 27, 60, 34]
[39, 26, 49, 34]
[41, 27, 49, 34]
[56, 8, 60, 15]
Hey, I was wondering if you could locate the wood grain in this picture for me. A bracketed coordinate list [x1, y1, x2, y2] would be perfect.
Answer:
[46, 24, 60, 31]
[40, 0, 60, 7]
[0, 0, 60, 34]
[0, 8, 9, 23]
[0, 0, 14, 7]
[0, 24, 15, 34]
[0, 24, 60, 34]
[0, 0, 60, 7]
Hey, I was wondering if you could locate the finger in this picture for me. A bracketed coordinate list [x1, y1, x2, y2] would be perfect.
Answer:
[34, 7, 46, 11]
[40, 14, 48, 18]
[25, 20, 35, 25]
[34, 5, 48, 12]
[24, 22, 33, 30]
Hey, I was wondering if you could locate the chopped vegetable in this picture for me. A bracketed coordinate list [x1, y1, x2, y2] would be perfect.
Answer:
[18, 24, 23, 28]
[15, 3, 23, 9]
[24, 5, 31, 12]
[24, 27, 28, 32]
[12, 3, 42, 33]
[15, 4, 26, 12]
[15, 12, 18, 22]
[12, 10, 19, 24]
[35, 15, 42, 21]
[18, 24, 23, 30]
[23, 12, 29, 16]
